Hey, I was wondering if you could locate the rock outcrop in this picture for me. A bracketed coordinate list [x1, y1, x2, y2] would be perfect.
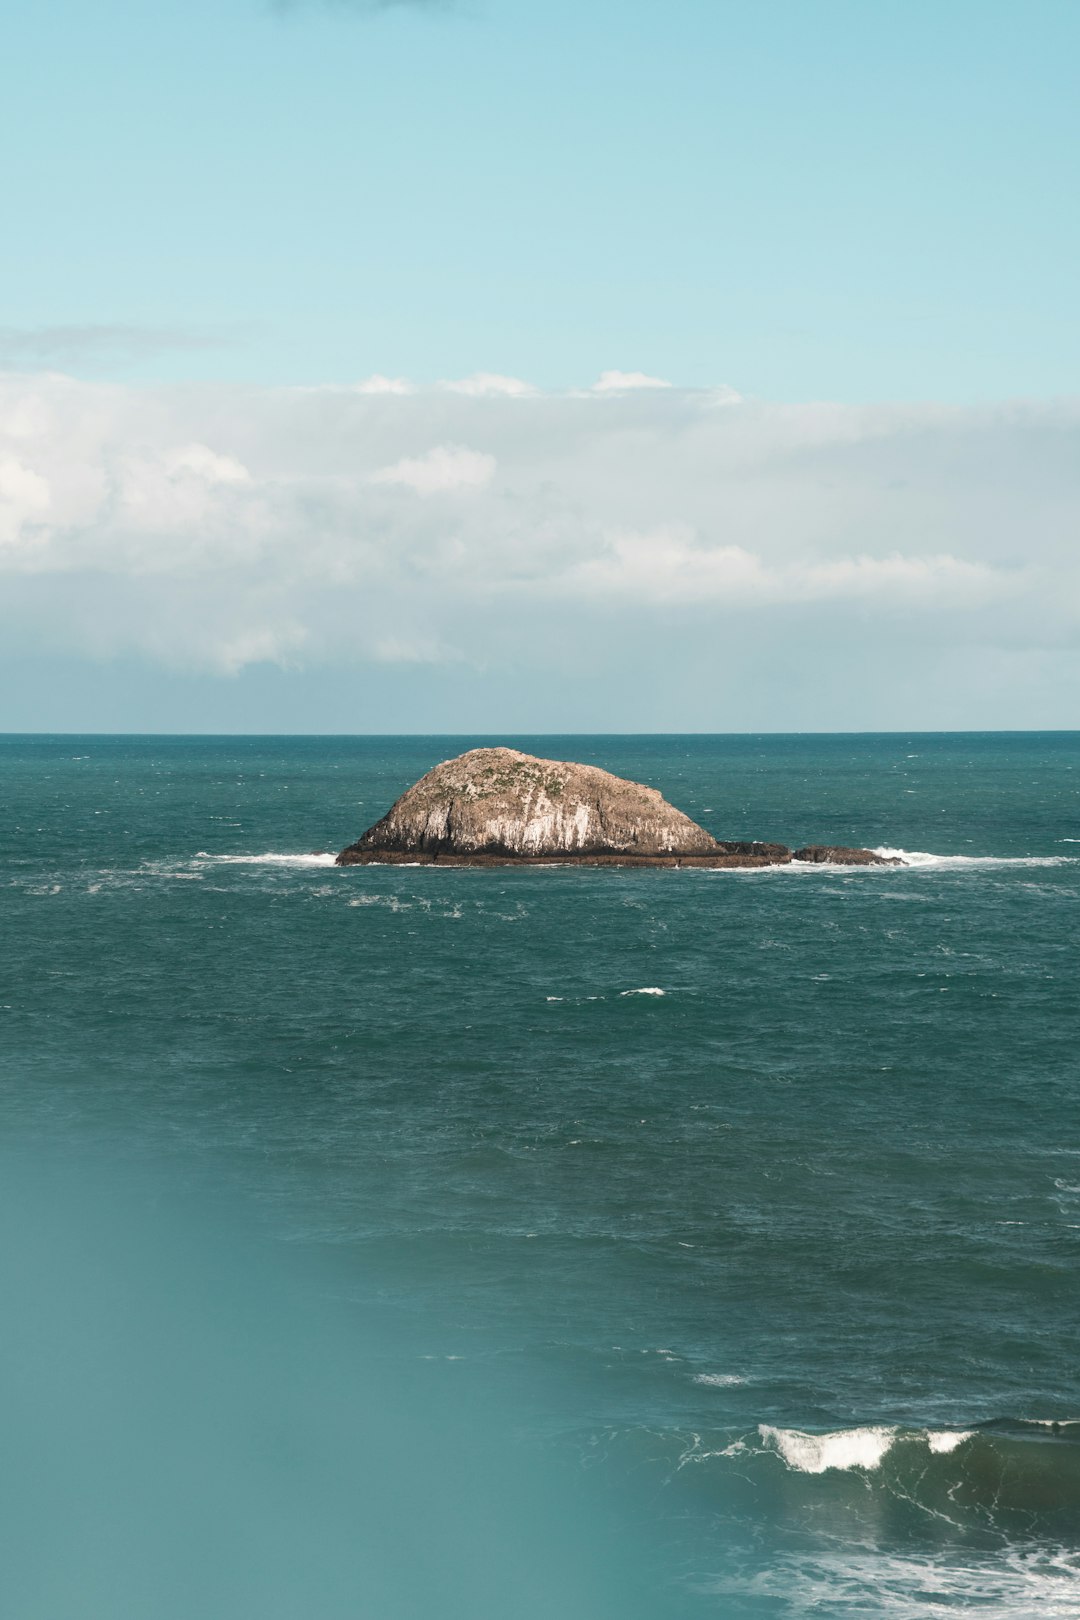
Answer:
[335, 747, 899, 868]
[793, 845, 902, 866]
[338, 747, 726, 864]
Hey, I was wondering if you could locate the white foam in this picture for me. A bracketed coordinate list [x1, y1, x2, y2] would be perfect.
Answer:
[926, 1429, 973, 1454]
[871, 847, 1073, 870]
[711, 1545, 1080, 1618]
[196, 852, 338, 867]
[706, 848, 1074, 879]
[760, 1423, 897, 1474]
[694, 1373, 745, 1387]
[620, 987, 666, 997]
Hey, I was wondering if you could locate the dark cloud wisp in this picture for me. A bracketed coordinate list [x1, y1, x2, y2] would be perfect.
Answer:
[268, 0, 455, 15]
[0, 325, 240, 369]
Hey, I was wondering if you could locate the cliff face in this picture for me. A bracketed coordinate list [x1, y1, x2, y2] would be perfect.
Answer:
[337, 747, 723, 863]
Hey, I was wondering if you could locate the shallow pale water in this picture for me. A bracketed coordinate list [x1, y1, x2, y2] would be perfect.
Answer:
[2, 733, 1079, 1617]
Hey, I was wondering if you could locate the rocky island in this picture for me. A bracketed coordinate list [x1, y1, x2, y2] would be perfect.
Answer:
[335, 747, 900, 868]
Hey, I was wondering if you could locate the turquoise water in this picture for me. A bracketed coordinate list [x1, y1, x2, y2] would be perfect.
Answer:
[3, 733, 1079, 1617]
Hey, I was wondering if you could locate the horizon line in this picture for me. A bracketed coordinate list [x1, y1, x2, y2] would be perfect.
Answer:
[3, 729, 1078, 741]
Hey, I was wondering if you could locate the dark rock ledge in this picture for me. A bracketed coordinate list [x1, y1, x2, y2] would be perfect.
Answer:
[335, 748, 901, 869]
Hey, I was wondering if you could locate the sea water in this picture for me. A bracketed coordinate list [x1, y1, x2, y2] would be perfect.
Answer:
[2, 732, 1078, 1618]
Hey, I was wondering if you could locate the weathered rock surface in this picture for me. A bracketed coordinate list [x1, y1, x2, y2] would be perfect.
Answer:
[337, 747, 727, 864]
[335, 747, 899, 868]
[714, 840, 794, 864]
[793, 845, 901, 866]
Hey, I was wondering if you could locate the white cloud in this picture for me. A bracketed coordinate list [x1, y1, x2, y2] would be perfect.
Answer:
[337, 373, 536, 399]
[353, 374, 412, 395]
[559, 530, 1008, 606]
[592, 369, 672, 392]
[371, 634, 459, 664]
[370, 443, 496, 495]
[0, 370, 1077, 714]
[0, 453, 50, 546]
[215, 623, 308, 675]
[164, 444, 251, 485]
[439, 373, 536, 398]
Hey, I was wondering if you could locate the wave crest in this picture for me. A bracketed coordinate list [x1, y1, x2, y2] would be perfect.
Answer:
[760, 1423, 898, 1473]
[194, 852, 339, 867]
[872, 848, 1074, 870]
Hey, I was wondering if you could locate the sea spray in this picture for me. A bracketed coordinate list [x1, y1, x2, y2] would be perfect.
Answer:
[0, 1148, 676, 1620]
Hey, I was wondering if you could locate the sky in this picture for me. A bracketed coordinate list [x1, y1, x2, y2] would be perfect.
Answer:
[1, 0, 1078, 731]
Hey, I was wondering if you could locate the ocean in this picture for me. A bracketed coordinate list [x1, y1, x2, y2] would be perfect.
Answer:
[2, 732, 1079, 1618]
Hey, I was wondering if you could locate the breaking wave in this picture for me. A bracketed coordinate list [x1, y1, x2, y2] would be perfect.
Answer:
[188, 849, 1076, 877]
[760, 1422, 897, 1473]
[754, 1416, 1080, 1477]
[870, 848, 1075, 870]
[589, 1416, 1080, 1614]
[667, 1417, 1080, 1541]
[194, 852, 339, 867]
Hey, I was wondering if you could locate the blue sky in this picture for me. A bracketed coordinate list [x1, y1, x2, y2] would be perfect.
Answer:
[5, 0, 1080, 400]
[1, 0, 1079, 731]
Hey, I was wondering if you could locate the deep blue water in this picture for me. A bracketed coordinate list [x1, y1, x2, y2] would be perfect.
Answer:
[2, 733, 1079, 1617]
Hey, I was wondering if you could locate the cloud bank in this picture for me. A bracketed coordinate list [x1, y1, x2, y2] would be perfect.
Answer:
[1, 369, 1077, 725]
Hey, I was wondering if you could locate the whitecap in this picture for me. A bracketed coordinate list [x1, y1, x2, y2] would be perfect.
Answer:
[620, 987, 666, 997]
[694, 1373, 745, 1387]
[926, 1429, 973, 1454]
[197, 852, 339, 867]
[871, 847, 1074, 870]
[760, 1423, 897, 1474]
